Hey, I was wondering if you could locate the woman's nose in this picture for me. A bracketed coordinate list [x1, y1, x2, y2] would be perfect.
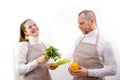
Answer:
[32, 26, 39, 30]
[32, 26, 36, 29]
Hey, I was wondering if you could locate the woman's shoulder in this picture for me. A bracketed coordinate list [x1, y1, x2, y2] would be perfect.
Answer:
[17, 42, 28, 45]
[16, 42, 28, 49]
[15, 42, 29, 58]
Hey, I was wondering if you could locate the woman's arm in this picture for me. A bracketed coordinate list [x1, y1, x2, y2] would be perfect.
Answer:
[15, 42, 38, 76]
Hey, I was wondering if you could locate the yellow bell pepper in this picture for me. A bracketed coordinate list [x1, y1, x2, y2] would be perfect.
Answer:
[71, 62, 80, 72]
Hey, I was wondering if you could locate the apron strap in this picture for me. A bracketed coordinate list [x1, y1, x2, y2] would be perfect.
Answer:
[80, 36, 85, 42]
[96, 31, 99, 44]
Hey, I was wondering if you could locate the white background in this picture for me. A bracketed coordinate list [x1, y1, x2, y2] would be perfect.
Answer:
[0, 0, 120, 80]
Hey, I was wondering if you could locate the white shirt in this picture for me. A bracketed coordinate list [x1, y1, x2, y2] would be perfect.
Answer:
[75, 29, 117, 77]
[15, 36, 49, 76]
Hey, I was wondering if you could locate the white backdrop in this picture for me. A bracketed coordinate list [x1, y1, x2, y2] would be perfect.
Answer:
[0, 0, 120, 80]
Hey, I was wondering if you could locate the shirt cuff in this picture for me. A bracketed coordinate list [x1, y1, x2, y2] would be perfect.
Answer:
[31, 60, 39, 67]
[88, 69, 94, 77]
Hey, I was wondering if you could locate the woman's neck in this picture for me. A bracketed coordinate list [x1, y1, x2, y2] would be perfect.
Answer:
[28, 36, 40, 45]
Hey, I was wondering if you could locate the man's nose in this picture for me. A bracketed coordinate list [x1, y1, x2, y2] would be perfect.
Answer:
[79, 25, 82, 28]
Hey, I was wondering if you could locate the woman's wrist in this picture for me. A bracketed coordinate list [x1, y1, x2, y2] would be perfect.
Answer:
[36, 55, 50, 64]
[36, 58, 41, 64]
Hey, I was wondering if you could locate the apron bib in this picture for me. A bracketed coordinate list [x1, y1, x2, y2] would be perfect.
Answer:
[24, 43, 51, 80]
[73, 33, 105, 80]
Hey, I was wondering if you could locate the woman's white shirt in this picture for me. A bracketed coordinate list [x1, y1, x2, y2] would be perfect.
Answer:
[15, 36, 49, 75]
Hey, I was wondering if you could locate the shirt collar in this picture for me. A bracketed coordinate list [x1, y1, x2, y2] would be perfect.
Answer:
[28, 36, 40, 45]
[85, 29, 99, 37]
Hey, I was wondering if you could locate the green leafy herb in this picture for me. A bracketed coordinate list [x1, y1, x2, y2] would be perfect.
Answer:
[45, 45, 61, 61]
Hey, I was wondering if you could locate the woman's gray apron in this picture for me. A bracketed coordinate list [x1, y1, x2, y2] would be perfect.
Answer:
[73, 33, 105, 80]
[24, 43, 51, 80]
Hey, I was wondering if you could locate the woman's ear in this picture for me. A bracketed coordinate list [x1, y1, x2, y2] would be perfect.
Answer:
[24, 31, 29, 36]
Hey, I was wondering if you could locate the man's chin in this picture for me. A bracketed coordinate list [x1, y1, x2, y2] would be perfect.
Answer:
[83, 31, 88, 34]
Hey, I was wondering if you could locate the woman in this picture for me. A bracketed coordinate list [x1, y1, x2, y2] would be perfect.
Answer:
[15, 19, 56, 80]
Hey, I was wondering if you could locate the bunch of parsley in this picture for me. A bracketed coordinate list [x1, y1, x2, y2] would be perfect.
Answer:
[44, 45, 61, 61]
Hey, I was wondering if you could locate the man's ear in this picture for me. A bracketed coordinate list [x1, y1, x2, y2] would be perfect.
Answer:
[90, 18, 95, 25]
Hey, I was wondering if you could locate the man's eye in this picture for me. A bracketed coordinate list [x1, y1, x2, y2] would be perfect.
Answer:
[33, 24, 36, 26]
[80, 22, 84, 25]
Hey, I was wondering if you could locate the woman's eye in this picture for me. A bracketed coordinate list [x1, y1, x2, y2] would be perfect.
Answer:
[28, 26, 32, 29]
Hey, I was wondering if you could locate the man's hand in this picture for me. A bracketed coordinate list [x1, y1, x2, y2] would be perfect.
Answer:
[68, 64, 74, 75]
[72, 66, 88, 78]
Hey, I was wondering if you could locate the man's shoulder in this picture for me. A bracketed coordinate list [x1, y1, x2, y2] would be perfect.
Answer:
[98, 33, 113, 46]
[74, 35, 83, 45]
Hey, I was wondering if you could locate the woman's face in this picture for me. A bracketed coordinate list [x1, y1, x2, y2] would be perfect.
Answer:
[24, 20, 39, 37]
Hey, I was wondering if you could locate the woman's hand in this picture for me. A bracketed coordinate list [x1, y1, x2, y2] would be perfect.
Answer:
[36, 55, 50, 64]
[48, 63, 58, 70]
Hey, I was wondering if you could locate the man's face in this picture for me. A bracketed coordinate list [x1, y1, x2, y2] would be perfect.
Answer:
[78, 13, 91, 34]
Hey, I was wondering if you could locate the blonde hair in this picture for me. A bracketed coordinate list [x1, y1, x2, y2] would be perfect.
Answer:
[19, 19, 31, 42]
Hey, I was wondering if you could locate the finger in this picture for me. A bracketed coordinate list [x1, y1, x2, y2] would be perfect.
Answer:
[68, 64, 72, 72]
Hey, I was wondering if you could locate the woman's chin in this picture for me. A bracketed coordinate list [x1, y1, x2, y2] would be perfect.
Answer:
[32, 34, 39, 37]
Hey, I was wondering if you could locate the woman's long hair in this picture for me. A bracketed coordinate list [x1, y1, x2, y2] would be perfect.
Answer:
[19, 19, 31, 42]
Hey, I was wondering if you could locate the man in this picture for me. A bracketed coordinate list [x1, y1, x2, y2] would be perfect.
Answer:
[68, 10, 117, 80]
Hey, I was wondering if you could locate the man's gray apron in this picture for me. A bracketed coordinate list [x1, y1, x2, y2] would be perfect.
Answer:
[24, 43, 51, 80]
[73, 33, 105, 80]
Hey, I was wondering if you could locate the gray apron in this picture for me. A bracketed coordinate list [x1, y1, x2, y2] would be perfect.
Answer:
[73, 33, 105, 80]
[24, 43, 51, 80]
